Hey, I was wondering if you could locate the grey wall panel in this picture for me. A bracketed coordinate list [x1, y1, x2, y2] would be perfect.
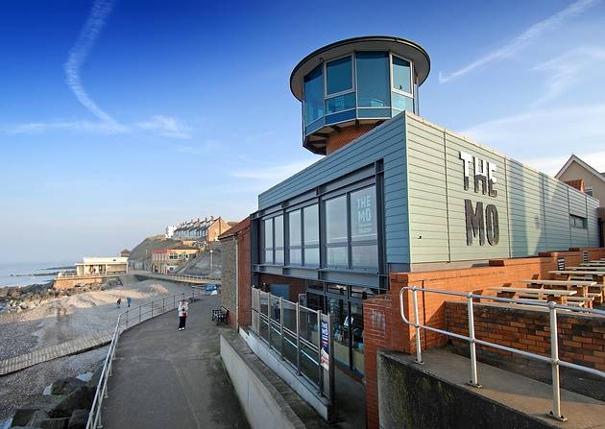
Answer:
[405, 118, 449, 262]
[542, 176, 572, 251]
[506, 159, 547, 257]
[587, 198, 600, 247]
[568, 187, 588, 217]
[258, 115, 411, 264]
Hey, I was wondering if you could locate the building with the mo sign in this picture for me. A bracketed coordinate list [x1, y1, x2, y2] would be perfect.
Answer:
[221, 36, 605, 428]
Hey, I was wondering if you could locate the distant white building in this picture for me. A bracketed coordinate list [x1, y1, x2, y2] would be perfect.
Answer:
[165, 225, 176, 238]
[75, 257, 129, 276]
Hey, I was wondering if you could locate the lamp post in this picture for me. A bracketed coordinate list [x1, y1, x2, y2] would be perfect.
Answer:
[209, 249, 214, 274]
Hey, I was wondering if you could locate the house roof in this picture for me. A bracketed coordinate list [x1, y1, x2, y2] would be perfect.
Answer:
[555, 154, 605, 185]
[218, 217, 250, 240]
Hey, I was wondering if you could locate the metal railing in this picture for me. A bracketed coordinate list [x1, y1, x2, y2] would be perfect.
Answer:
[399, 286, 605, 422]
[134, 271, 217, 284]
[86, 290, 199, 429]
[251, 289, 333, 400]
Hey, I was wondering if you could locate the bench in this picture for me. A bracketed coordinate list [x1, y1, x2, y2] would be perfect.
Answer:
[487, 287, 576, 305]
[211, 305, 229, 325]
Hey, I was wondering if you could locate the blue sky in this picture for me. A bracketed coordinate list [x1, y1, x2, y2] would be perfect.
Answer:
[1, 0, 604, 263]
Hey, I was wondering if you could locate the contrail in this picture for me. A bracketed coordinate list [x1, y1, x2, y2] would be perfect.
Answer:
[64, 0, 119, 125]
[439, 0, 600, 83]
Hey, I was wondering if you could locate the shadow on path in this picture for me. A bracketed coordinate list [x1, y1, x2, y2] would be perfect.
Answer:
[101, 296, 249, 429]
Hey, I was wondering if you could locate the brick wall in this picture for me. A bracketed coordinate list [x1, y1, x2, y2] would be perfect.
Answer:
[362, 247, 605, 429]
[220, 237, 237, 329]
[237, 221, 252, 328]
[258, 273, 307, 303]
[446, 302, 605, 372]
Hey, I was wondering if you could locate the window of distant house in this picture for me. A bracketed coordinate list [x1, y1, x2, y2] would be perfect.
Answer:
[586, 187, 594, 197]
[570, 214, 588, 229]
[303, 65, 324, 125]
[303, 205, 320, 266]
[288, 210, 302, 265]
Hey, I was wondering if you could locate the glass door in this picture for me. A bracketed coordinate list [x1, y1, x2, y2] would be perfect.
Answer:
[328, 296, 350, 368]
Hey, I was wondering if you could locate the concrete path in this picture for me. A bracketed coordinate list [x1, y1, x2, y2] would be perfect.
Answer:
[0, 330, 112, 376]
[101, 296, 249, 429]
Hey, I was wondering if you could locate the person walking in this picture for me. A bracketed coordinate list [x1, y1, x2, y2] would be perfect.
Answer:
[116, 297, 122, 309]
[177, 299, 189, 331]
[127, 297, 132, 308]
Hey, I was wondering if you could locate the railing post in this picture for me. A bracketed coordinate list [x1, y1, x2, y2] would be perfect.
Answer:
[139, 305, 141, 323]
[411, 286, 423, 364]
[548, 301, 566, 422]
[317, 310, 324, 395]
[162, 298, 165, 313]
[296, 302, 301, 375]
[151, 302, 154, 318]
[466, 293, 481, 388]
[279, 297, 284, 359]
[267, 294, 272, 348]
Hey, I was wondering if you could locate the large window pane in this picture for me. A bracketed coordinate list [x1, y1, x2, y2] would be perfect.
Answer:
[263, 218, 273, 264]
[326, 196, 348, 267]
[326, 56, 352, 95]
[274, 215, 284, 264]
[288, 210, 302, 265]
[392, 56, 411, 93]
[350, 187, 377, 268]
[392, 92, 414, 112]
[304, 66, 324, 125]
[356, 52, 390, 108]
[303, 205, 319, 266]
[350, 187, 377, 242]
[326, 92, 355, 114]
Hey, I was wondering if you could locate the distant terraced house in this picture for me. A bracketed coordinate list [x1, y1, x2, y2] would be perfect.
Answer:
[150, 246, 199, 274]
[172, 216, 235, 243]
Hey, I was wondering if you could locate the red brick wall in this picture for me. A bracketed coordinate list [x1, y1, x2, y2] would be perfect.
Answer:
[446, 302, 605, 372]
[362, 247, 605, 429]
[258, 273, 307, 302]
[236, 222, 252, 329]
[325, 124, 377, 155]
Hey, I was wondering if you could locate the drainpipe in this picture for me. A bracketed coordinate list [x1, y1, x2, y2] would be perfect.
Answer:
[235, 235, 239, 330]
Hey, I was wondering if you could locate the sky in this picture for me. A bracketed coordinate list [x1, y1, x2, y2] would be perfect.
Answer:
[1, 0, 605, 263]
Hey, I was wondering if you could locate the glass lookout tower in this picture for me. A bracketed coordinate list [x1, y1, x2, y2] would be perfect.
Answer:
[290, 36, 431, 155]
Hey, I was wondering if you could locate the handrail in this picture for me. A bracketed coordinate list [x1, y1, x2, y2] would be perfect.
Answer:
[398, 286, 605, 422]
[86, 290, 198, 429]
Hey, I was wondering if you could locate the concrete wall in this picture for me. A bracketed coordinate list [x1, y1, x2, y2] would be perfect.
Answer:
[53, 275, 104, 290]
[220, 333, 307, 429]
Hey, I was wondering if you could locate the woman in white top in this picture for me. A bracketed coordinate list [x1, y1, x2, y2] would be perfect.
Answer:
[177, 300, 189, 331]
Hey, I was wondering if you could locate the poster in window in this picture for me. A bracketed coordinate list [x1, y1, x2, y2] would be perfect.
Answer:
[320, 319, 330, 370]
[351, 187, 376, 240]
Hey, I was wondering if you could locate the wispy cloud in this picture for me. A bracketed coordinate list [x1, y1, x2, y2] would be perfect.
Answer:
[232, 159, 319, 182]
[461, 104, 605, 160]
[439, 0, 600, 83]
[524, 149, 605, 176]
[531, 47, 605, 107]
[64, 0, 120, 125]
[135, 115, 192, 139]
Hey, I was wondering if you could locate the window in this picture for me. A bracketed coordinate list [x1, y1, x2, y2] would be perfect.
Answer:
[288, 210, 302, 265]
[326, 92, 355, 114]
[303, 205, 320, 266]
[570, 214, 587, 229]
[392, 56, 412, 94]
[350, 187, 378, 268]
[326, 56, 353, 95]
[263, 218, 273, 264]
[326, 196, 348, 267]
[303, 65, 324, 125]
[356, 52, 390, 108]
[392, 92, 414, 113]
[586, 187, 593, 197]
[274, 215, 284, 264]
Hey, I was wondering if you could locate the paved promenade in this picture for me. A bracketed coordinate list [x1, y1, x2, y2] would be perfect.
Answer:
[0, 330, 112, 376]
[101, 296, 249, 429]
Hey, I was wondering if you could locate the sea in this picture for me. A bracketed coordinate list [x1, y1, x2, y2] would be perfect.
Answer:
[0, 261, 74, 288]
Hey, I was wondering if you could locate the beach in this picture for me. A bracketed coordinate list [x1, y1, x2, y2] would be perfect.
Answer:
[0, 274, 195, 422]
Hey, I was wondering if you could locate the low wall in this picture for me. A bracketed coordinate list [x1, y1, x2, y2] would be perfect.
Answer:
[446, 302, 605, 372]
[377, 350, 574, 429]
[220, 332, 308, 429]
[363, 247, 605, 429]
[53, 275, 104, 290]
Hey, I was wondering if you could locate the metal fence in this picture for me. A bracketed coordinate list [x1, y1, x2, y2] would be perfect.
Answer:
[399, 286, 605, 422]
[86, 290, 199, 429]
[251, 288, 333, 400]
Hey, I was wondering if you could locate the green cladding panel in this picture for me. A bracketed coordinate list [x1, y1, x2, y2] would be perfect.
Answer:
[404, 114, 600, 263]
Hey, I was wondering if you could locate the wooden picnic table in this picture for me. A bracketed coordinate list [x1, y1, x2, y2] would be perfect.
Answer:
[488, 287, 577, 305]
[522, 280, 597, 308]
[570, 265, 605, 271]
[549, 270, 605, 304]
